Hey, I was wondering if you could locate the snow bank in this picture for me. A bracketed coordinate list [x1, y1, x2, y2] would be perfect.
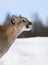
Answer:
[0, 37, 48, 65]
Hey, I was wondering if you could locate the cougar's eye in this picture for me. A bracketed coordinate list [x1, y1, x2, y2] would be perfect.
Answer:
[22, 20, 25, 23]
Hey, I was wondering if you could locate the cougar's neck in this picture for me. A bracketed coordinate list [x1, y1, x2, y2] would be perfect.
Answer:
[6, 24, 23, 44]
[0, 24, 23, 58]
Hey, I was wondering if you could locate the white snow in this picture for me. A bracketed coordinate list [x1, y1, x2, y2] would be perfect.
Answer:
[0, 37, 48, 65]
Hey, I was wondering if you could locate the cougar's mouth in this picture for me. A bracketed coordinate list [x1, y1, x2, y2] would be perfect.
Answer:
[26, 22, 32, 31]
[26, 25, 29, 28]
[26, 22, 32, 28]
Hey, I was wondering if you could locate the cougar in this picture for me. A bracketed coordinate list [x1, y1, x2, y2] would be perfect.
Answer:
[0, 15, 32, 58]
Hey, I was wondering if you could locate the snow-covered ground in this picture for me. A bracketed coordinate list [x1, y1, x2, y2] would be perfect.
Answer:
[0, 37, 48, 65]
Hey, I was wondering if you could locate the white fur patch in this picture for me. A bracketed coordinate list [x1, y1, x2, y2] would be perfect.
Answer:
[22, 25, 32, 31]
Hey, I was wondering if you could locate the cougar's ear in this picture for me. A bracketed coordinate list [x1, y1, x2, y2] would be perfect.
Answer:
[11, 15, 17, 25]
[19, 15, 21, 16]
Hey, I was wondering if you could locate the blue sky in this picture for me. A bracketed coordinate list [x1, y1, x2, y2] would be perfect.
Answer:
[0, 0, 48, 24]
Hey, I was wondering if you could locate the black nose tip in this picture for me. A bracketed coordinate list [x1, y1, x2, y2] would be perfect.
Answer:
[29, 22, 32, 25]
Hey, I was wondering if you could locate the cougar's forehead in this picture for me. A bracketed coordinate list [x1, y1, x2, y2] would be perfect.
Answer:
[19, 17, 29, 22]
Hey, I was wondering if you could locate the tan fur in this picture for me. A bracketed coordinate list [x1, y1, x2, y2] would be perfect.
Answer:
[0, 15, 32, 58]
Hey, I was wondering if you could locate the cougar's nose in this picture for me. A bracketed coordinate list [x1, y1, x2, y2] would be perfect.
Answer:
[29, 22, 32, 25]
